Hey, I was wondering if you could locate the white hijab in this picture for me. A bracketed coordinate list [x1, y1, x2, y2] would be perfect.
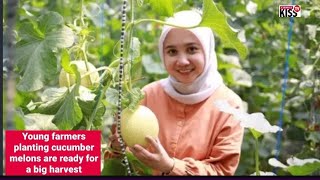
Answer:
[158, 10, 223, 105]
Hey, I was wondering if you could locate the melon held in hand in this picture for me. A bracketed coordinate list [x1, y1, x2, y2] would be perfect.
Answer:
[120, 105, 159, 148]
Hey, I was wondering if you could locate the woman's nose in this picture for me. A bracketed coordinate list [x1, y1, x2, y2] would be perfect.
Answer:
[176, 54, 190, 66]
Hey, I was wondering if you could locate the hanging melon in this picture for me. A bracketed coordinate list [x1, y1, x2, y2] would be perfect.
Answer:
[59, 60, 99, 88]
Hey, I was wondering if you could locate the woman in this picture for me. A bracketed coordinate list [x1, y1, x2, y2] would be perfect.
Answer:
[108, 10, 244, 176]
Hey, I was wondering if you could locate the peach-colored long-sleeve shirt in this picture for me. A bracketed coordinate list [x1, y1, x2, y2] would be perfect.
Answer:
[140, 81, 244, 176]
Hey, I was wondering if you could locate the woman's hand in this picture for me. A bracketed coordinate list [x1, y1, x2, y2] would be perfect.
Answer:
[129, 136, 174, 174]
[108, 123, 124, 156]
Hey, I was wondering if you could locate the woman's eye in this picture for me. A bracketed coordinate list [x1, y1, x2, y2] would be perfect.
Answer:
[187, 47, 198, 54]
[167, 49, 177, 56]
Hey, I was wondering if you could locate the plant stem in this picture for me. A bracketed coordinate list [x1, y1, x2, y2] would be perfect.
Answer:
[81, 66, 112, 78]
[313, 58, 319, 66]
[85, 87, 103, 130]
[129, 18, 199, 29]
[255, 138, 260, 176]
[86, 71, 111, 130]
[80, 0, 85, 27]
[78, 0, 91, 86]
[130, 0, 134, 23]
[127, 0, 135, 92]
[124, 23, 134, 93]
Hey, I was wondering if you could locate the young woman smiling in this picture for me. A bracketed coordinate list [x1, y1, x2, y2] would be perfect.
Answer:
[109, 10, 244, 176]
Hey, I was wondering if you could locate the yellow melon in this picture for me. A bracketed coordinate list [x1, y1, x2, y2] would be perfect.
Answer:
[120, 105, 159, 148]
[59, 60, 99, 88]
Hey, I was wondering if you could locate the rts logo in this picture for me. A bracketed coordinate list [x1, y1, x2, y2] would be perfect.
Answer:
[279, 5, 301, 17]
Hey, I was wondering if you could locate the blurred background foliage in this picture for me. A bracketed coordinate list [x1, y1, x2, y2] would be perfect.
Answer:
[3, 0, 320, 175]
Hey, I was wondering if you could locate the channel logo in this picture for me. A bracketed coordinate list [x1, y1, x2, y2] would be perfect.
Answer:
[279, 5, 301, 17]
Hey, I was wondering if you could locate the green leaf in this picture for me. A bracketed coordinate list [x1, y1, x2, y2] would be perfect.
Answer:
[78, 98, 106, 127]
[24, 113, 58, 130]
[38, 12, 74, 48]
[15, 11, 74, 92]
[142, 55, 167, 74]
[52, 86, 83, 130]
[230, 68, 253, 87]
[129, 37, 141, 60]
[199, 0, 248, 59]
[13, 109, 26, 130]
[33, 87, 68, 114]
[15, 40, 57, 92]
[301, 64, 314, 78]
[306, 132, 320, 143]
[306, 25, 317, 40]
[250, 128, 263, 139]
[83, 3, 101, 18]
[101, 152, 153, 176]
[148, 0, 174, 17]
[101, 158, 127, 176]
[71, 64, 82, 86]
[127, 88, 145, 111]
[287, 161, 320, 176]
[218, 54, 241, 68]
[253, 0, 274, 11]
[61, 49, 74, 74]
[83, 3, 104, 27]
[127, 152, 153, 175]
[52, 65, 82, 130]
[137, 0, 144, 7]
[105, 88, 118, 107]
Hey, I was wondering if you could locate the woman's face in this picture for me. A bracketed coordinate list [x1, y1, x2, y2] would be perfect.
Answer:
[163, 28, 205, 84]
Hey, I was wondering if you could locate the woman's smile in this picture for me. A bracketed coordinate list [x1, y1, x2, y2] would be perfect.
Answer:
[177, 68, 194, 74]
[163, 29, 205, 84]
